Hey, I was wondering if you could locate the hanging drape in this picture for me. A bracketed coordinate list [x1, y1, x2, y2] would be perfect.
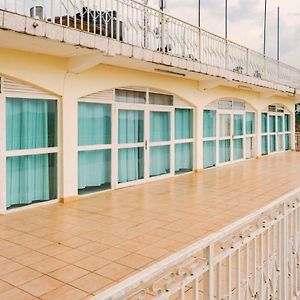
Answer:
[150, 146, 170, 177]
[261, 136, 268, 155]
[246, 112, 255, 135]
[269, 135, 276, 152]
[150, 112, 170, 142]
[118, 148, 144, 183]
[261, 113, 268, 133]
[219, 114, 231, 137]
[219, 140, 231, 163]
[203, 110, 216, 138]
[277, 116, 283, 133]
[175, 109, 193, 140]
[78, 102, 111, 146]
[285, 134, 291, 150]
[234, 114, 243, 136]
[269, 116, 276, 133]
[285, 114, 290, 132]
[233, 138, 243, 160]
[78, 150, 111, 190]
[203, 141, 216, 169]
[175, 143, 193, 173]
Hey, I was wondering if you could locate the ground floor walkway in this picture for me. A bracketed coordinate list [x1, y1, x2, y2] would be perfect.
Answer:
[0, 152, 300, 299]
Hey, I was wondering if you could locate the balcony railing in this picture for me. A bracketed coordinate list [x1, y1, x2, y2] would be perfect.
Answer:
[296, 133, 300, 151]
[1, 0, 300, 90]
[93, 188, 300, 300]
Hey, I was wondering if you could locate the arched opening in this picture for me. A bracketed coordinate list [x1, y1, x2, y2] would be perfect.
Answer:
[77, 86, 195, 195]
[202, 98, 256, 169]
[261, 104, 292, 155]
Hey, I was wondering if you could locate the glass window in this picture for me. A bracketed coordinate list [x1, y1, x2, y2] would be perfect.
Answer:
[203, 110, 216, 138]
[285, 114, 290, 132]
[118, 110, 144, 144]
[149, 93, 173, 106]
[261, 136, 268, 155]
[219, 139, 231, 163]
[78, 102, 111, 146]
[218, 100, 232, 110]
[175, 109, 193, 140]
[233, 101, 246, 110]
[246, 112, 255, 134]
[269, 115, 276, 133]
[115, 89, 146, 104]
[233, 138, 243, 160]
[175, 143, 193, 174]
[246, 137, 254, 159]
[219, 114, 231, 137]
[78, 150, 111, 194]
[261, 113, 268, 133]
[6, 98, 57, 150]
[285, 134, 291, 151]
[150, 145, 170, 177]
[269, 135, 276, 152]
[150, 111, 170, 142]
[277, 116, 283, 133]
[203, 141, 216, 169]
[233, 114, 243, 136]
[6, 153, 57, 209]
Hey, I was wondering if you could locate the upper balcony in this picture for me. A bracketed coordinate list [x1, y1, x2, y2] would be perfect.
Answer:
[0, 0, 300, 95]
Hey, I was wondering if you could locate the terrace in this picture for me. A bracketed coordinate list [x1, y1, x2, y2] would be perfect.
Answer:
[0, 151, 299, 299]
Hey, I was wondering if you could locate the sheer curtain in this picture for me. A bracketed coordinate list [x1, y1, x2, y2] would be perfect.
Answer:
[175, 109, 193, 139]
[203, 141, 216, 168]
[150, 145, 170, 177]
[175, 143, 193, 173]
[219, 140, 231, 163]
[203, 110, 216, 138]
[6, 98, 57, 208]
[219, 114, 231, 137]
[234, 115, 243, 136]
[261, 113, 268, 133]
[233, 139, 243, 160]
[150, 112, 170, 142]
[246, 112, 255, 134]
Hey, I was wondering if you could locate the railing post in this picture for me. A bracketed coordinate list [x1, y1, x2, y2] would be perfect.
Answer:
[203, 244, 214, 300]
[160, 12, 165, 52]
[225, 40, 229, 70]
[280, 202, 288, 300]
[246, 48, 249, 76]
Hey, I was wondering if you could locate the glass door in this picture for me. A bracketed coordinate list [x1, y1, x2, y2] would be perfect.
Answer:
[117, 108, 145, 185]
[218, 113, 231, 164]
[149, 107, 173, 178]
[269, 114, 277, 153]
[277, 115, 284, 151]
[233, 113, 244, 161]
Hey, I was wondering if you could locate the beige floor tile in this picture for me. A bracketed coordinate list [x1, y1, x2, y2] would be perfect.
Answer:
[96, 247, 131, 261]
[70, 273, 112, 294]
[116, 253, 153, 270]
[20, 275, 63, 297]
[74, 256, 110, 272]
[54, 249, 89, 264]
[0, 245, 31, 259]
[29, 257, 68, 274]
[77, 242, 109, 254]
[0, 287, 36, 300]
[0, 279, 13, 293]
[12, 250, 48, 266]
[38, 244, 72, 256]
[40, 284, 88, 300]
[0, 260, 23, 276]
[136, 245, 170, 260]
[95, 262, 135, 281]
[48, 265, 89, 283]
[0, 267, 42, 286]
[60, 237, 89, 248]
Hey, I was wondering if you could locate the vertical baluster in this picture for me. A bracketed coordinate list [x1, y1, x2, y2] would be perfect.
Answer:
[116, 0, 119, 41]
[260, 232, 264, 299]
[99, 0, 102, 36]
[236, 249, 241, 300]
[227, 255, 232, 300]
[216, 262, 222, 300]
[193, 278, 199, 300]
[203, 244, 214, 300]
[178, 287, 185, 300]
[280, 203, 288, 300]
[59, 0, 62, 25]
[67, 0, 70, 27]
[292, 209, 296, 299]
[266, 228, 270, 299]
[244, 243, 249, 299]
[93, 0, 96, 34]
[110, 0, 113, 39]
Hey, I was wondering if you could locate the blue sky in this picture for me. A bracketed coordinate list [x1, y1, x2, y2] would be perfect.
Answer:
[145, 0, 300, 68]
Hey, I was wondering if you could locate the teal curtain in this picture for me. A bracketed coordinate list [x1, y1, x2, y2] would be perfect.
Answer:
[78, 150, 111, 193]
[261, 113, 268, 133]
[150, 112, 170, 142]
[285, 134, 291, 150]
[6, 154, 57, 209]
[203, 110, 216, 138]
[118, 110, 144, 144]
[203, 141, 216, 169]
[219, 139, 231, 163]
[234, 114, 243, 136]
[269, 135, 276, 152]
[118, 148, 144, 183]
[150, 145, 170, 177]
[78, 102, 111, 146]
[6, 98, 57, 150]
[285, 114, 290, 132]
[261, 136, 268, 155]
[175, 143, 193, 174]
[175, 109, 193, 140]
[246, 112, 255, 134]
[269, 115, 276, 133]
[277, 116, 283, 133]
[219, 114, 231, 137]
[233, 138, 243, 160]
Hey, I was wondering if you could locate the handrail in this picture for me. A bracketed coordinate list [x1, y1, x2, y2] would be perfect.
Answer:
[93, 187, 300, 299]
[1, 0, 300, 90]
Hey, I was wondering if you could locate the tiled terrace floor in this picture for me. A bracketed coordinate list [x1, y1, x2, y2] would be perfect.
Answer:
[1, 152, 300, 300]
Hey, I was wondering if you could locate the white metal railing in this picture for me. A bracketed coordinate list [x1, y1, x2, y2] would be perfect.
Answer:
[93, 188, 300, 300]
[296, 133, 300, 151]
[1, 0, 300, 89]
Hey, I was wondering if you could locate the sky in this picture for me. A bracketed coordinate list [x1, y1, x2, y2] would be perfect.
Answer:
[144, 0, 300, 68]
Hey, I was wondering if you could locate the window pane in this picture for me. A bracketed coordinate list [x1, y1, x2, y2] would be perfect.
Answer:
[277, 116, 283, 133]
[203, 141, 216, 169]
[6, 153, 57, 209]
[118, 110, 144, 144]
[277, 134, 284, 151]
[203, 110, 216, 138]
[175, 109, 193, 139]
[78, 102, 111, 146]
[246, 112, 255, 134]
[78, 150, 111, 194]
[261, 113, 268, 133]
[150, 112, 170, 142]
[219, 139, 231, 163]
[219, 114, 231, 137]
[269, 115, 276, 133]
[233, 138, 243, 160]
[150, 145, 170, 177]
[285, 114, 290, 132]
[234, 114, 244, 136]
[261, 136, 268, 155]
[233, 101, 245, 110]
[115, 89, 146, 104]
[218, 100, 232, 109]
[175, 143, 193, 174]
[246, 137, 254, 159]
[118, 147, 144, 183]
[6, 98, 57, 150]
[149, 93, 173, 106]
[285, 134, 291, 150]
[269, 135, 276, 152]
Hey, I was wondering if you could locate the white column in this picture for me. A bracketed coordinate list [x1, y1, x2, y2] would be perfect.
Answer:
[60, 77, 79, 202]
[0, 91, 6, 213]
[257, 110, 262, 157]
[196, 106, 203, 171]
